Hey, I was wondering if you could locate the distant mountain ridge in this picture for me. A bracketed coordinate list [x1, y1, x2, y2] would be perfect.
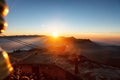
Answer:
[60, 36, 101, 48]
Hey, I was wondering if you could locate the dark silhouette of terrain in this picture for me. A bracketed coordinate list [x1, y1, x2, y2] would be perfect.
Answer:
[1, 35, 120, 80]
[6, 48, 120, 80]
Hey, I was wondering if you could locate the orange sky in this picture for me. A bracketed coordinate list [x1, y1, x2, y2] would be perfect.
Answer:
[61, 33, 120, 45]
[3, 32, 120, 45]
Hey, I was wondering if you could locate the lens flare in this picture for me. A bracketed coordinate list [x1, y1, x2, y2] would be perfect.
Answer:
[52, 32, 59, 38]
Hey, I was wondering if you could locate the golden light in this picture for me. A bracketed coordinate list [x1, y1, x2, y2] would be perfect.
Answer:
[0, 50, 13, 79]
[2, 6, 9, 16]
[0, 30, 5, 33]
[52, 32, 59, 38]
[2, 51, 13, 73]
[3, 22, 7, 29]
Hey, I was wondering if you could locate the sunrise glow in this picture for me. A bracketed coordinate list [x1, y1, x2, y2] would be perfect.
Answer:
[52, 32, 59, 38]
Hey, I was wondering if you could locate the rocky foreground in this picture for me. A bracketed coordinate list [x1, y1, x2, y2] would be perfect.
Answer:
[8, 49, 120, 80]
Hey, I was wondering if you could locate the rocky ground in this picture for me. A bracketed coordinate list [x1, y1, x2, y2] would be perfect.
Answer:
[8, 49, 120, 80]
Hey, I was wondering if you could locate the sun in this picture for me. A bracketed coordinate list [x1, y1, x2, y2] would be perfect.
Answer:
[52, 32, 59, 38]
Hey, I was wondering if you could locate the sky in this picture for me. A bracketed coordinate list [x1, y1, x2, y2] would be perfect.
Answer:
[4, 0, 120, 44]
